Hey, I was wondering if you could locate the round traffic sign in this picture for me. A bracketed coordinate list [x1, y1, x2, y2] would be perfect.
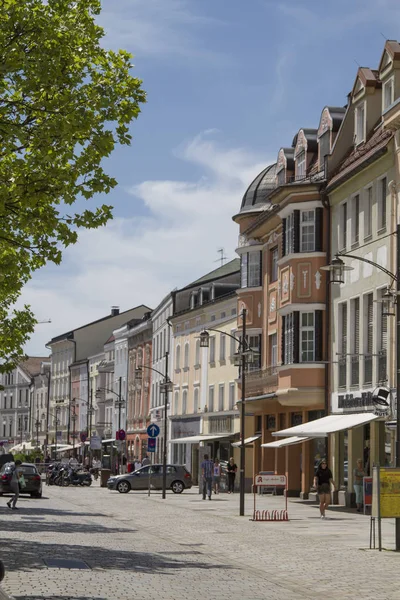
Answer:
[118, 429, 126, 441]
[80, 432, 87, 443]
[147, 424, 160, 438]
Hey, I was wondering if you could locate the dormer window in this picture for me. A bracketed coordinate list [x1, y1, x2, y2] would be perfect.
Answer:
[296, 151, 306, 180]
[277, 168, 286, 186]
[383, 77, 394, 111]
[355, 102, 365, 145]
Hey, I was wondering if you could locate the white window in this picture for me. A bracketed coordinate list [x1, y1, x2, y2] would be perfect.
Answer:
[220, 335, 226, 362]
[208, 386, 214, 412]
[248, 252, 262, 287]
[351, 194, 360, 246]
[285, 213, 294, 254]
[175, 344, 181, 370]
[383, 78, 394, 112]
[240, 253, 248, 288]
[301, 312, 314, 362]
[300, 210, 315, 252]
[209, 337, 216, 364]
[184, 343, 189, 369]
[378, 177, 387, 232]
[284, 314, 294, 365]
[340, 202, 347, 251]
[174, 391, 179, 415]
[364, 186, 373, 239]
[195, 339, 200, 366]
[182, 390, 187, 414]
[247, 335, 261, 371]
[229, 383, 235, 410]
[297, 150, 306, 179]
[269, 333, 278, 367]
[218, 384, 225, 411]
[355, 103, 365, 145]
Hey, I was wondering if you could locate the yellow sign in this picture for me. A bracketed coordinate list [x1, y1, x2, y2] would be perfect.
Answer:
[380, 468, 400, 518]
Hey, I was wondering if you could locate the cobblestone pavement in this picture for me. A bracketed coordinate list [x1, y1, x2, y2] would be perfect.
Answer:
[0, 483, 399, 600]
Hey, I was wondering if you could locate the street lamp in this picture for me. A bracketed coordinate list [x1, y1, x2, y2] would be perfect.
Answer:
[135, 352, 172, 500]
[35, 412, 41, 448]
[322, 246, 400, 549]
[199, 308, 256, 517]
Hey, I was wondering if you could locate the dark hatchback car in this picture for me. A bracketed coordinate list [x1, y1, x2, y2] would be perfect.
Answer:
[0, 462, 42, 498]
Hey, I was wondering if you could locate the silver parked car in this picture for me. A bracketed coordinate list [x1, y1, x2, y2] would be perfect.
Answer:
[107, 464, 192, 494]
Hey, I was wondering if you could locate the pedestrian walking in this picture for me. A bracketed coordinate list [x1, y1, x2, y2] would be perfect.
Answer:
[134, 457, 142, 471]
[7, 460, 23, 510]
[227, 457, 237, 493]
[353, 458, 365, 512]
[314, 459, 336, 519]
[213, 458, 221, 494]
[201, 454, 214, 500]
[142, 455, 151, 466]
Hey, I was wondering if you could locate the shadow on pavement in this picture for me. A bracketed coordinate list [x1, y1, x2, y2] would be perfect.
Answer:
[0, 518, 132, 536]
[15, 597, 107, 600]
[0, 538, 233, 575]
[0, 507, 107, 518]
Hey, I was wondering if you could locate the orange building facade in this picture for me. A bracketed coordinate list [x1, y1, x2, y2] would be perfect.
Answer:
[234, 109, 346, 496]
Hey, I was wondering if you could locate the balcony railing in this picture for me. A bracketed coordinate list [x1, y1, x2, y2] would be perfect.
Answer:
[246, 365, 278, 392]
[364, 355, 373, 385]
[350, 356, 359, 387]
[378, 349, 388, 383]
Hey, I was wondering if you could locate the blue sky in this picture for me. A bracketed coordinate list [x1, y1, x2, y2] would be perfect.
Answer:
[24, 0, 400, 354]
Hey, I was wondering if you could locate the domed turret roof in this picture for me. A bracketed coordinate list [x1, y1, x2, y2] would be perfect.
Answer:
[239, 163, 277, 214]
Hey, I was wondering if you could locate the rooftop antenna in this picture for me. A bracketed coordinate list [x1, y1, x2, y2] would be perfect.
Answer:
[354, 59, 361, 68]
[380, 32, 388, 41]
[215, 248, 228, 267]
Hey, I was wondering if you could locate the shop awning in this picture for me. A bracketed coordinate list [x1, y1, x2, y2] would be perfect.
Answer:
[262, 436, 310, 448]
[231, 435, 261, 447]
[272, 413, 380, 438]
[54, 444, 75, 453]
[170, 434, 233, 444]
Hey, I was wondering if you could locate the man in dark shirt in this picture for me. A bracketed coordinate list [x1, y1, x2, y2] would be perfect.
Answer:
[201, 454, 214, 500]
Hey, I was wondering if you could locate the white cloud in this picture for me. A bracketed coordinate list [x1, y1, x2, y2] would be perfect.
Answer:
[21, 131, 271, 356]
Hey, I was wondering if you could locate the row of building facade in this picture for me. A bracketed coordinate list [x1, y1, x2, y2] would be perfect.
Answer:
[1, 40, 400, 501]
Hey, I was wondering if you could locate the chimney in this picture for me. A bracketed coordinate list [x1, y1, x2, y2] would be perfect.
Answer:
[111, 306, 120, 317]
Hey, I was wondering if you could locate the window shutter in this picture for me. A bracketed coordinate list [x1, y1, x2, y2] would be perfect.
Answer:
[315, 207, 323, 252]
[314, 310, 323, 361]
[354, 298, 360, 354]
[367, 295, 373, 353]
[282, 218, 286, 256]
[293, 311, 300, 363]
[281, 316, 286, 364]
[381, 303, 388, 350]
[293, 210, 300, 253]
[258, 333, 262, 368]
[259, 251, 263, 286]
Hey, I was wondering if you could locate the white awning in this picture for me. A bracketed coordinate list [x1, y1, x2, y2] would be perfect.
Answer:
[262, 436, 310, 448]
[170, 434, 233, 444]
[232, 435, 261, 448]
[273, 413, 380, 438]
[55, 444, 75, 453]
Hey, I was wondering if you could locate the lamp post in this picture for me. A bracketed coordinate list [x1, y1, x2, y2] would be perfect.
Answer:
[135, 353, 173, 500]
[322, 240, 400, 550]
[199, 308, 256, 517]
[35, 412, 41, 448]
[52, 406, 61, 458]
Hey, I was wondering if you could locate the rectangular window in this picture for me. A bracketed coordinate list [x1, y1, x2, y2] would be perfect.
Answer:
[339, 303, 347, 388]
[364, 294, 374, 385]
[277, 168, 286, 186]
[364, 186, 373, 239]
[230, 330, 237, 358]
[378, 177, 387, 232]
[300, 312, 314, 362]
[285, 213, 294, 254]
[269, 333, 278, 368]
[229, 383, 235, 410]
[378, 289, 388, 382]
[240, 253, 248, 288]
[351, 195, 360, 247]
[340, 202, 347, 251]
[247, 335, 261, 371]
[350, 298, 360, 386]
[355, 103, 365, 145]
[383, 78, 394, 111]
[218, 384, 224, 411]
[297, 150, 306, 179]
[300, 210, 315, 252]
[270, 247, 278, 282]
[209, 337, 216, 364]
[284, 314, 294, 365]
[248, 252, 262, 287]
[219, 335, 226, 362]
[208, 386, 214, 412]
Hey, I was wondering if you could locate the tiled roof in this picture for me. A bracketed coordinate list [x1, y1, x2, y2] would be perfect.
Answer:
[20, 356, 50, 378]
[328, 127, 393, 190]
[184, 258, 240, 289]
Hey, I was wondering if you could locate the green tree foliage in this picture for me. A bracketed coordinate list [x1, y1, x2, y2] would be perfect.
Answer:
[0, 0, 146, 371]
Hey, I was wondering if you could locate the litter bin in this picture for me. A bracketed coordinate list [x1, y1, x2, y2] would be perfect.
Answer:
[100, 468, 111, 488]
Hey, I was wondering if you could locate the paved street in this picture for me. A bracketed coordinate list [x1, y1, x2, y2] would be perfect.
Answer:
[0, 483, 399, 600]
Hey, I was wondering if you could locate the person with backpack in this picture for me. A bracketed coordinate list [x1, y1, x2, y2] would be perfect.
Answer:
[7, 460, 23, 510]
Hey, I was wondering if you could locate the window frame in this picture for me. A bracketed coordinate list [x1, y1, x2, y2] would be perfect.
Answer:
[383, 76, 394, 112]
[340, 201, 347, 252]
[218, 384, 225, 411]
[355, 101, 366, 146]
[364, 185, 373, 240]
[269, 333, 278, 368]
[270, 246, 278, 282]
[300, 312, 315, 363]
[300, 209, 315, 252]
[284, 314, 294, 365]
[351, 194, 360, 248]
[219, 334, 226, 362]
[296, 150, 306, 179]
[209, 337, 216, 365]
[208, 385, 214, 412]
[377, 176, 387, 233]
[285, 213, 294, 255]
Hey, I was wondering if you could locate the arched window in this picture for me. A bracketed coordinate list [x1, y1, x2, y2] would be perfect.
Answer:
[182, 390, 187, 414]
[194, 388, 199, 413]
[174, 391, 179, 415]
[184, 343, 189, 368]
[175, 345, 181, 369]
